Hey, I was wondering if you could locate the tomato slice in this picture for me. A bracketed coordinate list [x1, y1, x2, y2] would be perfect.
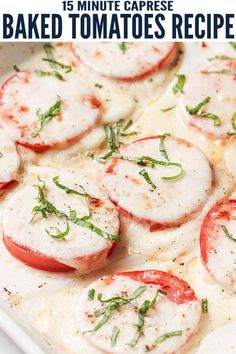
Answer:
[0, 180, 16, 194]
[116, 269, 197, 304]
[3, 235, 116, 273]
[200, 199, 236, 264]
[3, 236, 75, 272]
[72, 43, 178, 82]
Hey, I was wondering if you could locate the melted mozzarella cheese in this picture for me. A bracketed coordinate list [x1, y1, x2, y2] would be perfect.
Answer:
[0, 72, 100, 146]
[2, 167, 119, 270]
[72, 43, 177, 80]
[207, 216, 236, 291]
[0, 129, 20, 183]
[178, 61, 236, 139]
[103, 136, 212, 226]
[0, 42, 235, 354]
[196, 321, 236, 354]
[76, 275, 201, 354]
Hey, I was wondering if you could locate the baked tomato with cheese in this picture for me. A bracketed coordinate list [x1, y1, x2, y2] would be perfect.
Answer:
[0, 71, 101, 152]
[178, 60, 236, 139]
[102, 135, 212, 230]
[72, 43, 178, 82]
[76, 270, 201, 353]
[200, 199, 236, 291]
[2, 167, 120, 273]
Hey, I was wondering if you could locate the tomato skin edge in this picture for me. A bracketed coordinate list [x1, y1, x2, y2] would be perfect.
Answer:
[71, 43, 179, 82]
[115, 269, 197, 304]
[3, 236, 116, 273]
[200, 199, 236, 265]
[0, 71, 102, 153]
[0, 180, 17, 195]
[103, 135, 202, 230]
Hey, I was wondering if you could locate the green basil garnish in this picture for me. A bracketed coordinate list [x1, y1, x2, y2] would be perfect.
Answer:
[111, 326, 120, 347]
[31, 96, 61, 137]
[172, 74, 185, 95]
[201, 298, 208, 313]
[119, 42, 127, 54]
[42, 58, 72, 73]
[53, 176, 90, 197]
[88, 289, 95, 301]
[139, 169, 156, 190]
[186, 97, 221, 126]
[222, 225, 236, 242]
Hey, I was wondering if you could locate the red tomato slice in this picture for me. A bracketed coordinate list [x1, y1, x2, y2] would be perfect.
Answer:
[3, 235, 116, 273]
[0, 180, 16, 194]
[72, 43, 178, 82]
[102, 135, 212, 230]
[200, 199, 236, 265]
[116, 269, 197, 304]
[0, 71, 101, 153]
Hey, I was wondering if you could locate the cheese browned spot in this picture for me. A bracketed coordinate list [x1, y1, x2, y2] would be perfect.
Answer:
[76, 273, 201, 353]
[0, 71, 101, 152]
[102, 136, 212, 230]
[178, 60, 236, 139]
[0, 129, 20, 185]
[72, 43, 178, 81]
[2, 167, 119, 273]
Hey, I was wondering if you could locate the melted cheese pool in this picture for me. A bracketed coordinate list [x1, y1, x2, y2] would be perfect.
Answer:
[0, 42, 235, 354]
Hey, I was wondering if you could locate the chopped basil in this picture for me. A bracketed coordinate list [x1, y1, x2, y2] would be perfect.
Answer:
[129, 290, 158, 347]
[31, 96, 61, 138]
[111, 326, 120, 347]
[0, 152, 3, 158]
[42, 58, 72, 73]
[31, 178, 120, 242]
[230, 42, 236, 50]
[68, 211, 120, 241]
[119, 42, 127, 54]
[106, 121, 122, 152]
[35, 70, 65, 81]
[139, 169, 156, 190]
[86, 286, 147, 333]
[186, 97, 211, 115]
[95, 83, 103, 89]
[222, 225, 236, 242]
[121, 131, 138, 137]
[153, 331, 183, 346]
[208, 55, 235, 61]
[202, 298, 208, 313]
[160, 105, 176, 112]
[232, 112, 236, 130]
[159, 134, 170, 161]
[172, 74, 185, 95]
[46, 219, 70, 240]
[227, 112, 236, 136]
[157, 289, 167, 296]
[88, 289, 95, 301]
[87, 120, 138, 163]
[123, 120, 133, 132]
[121, 120, 138, 137]
[53, 176, 90, 197]
[200, 112, 221, 127]
[43, 44, 56, 67]
[31, 96, 62, 137]
[201, 68, 236, 75]
[186, 97, 221, 127]
[13, 65, 20, 72]
[119, 155, 184, 182]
